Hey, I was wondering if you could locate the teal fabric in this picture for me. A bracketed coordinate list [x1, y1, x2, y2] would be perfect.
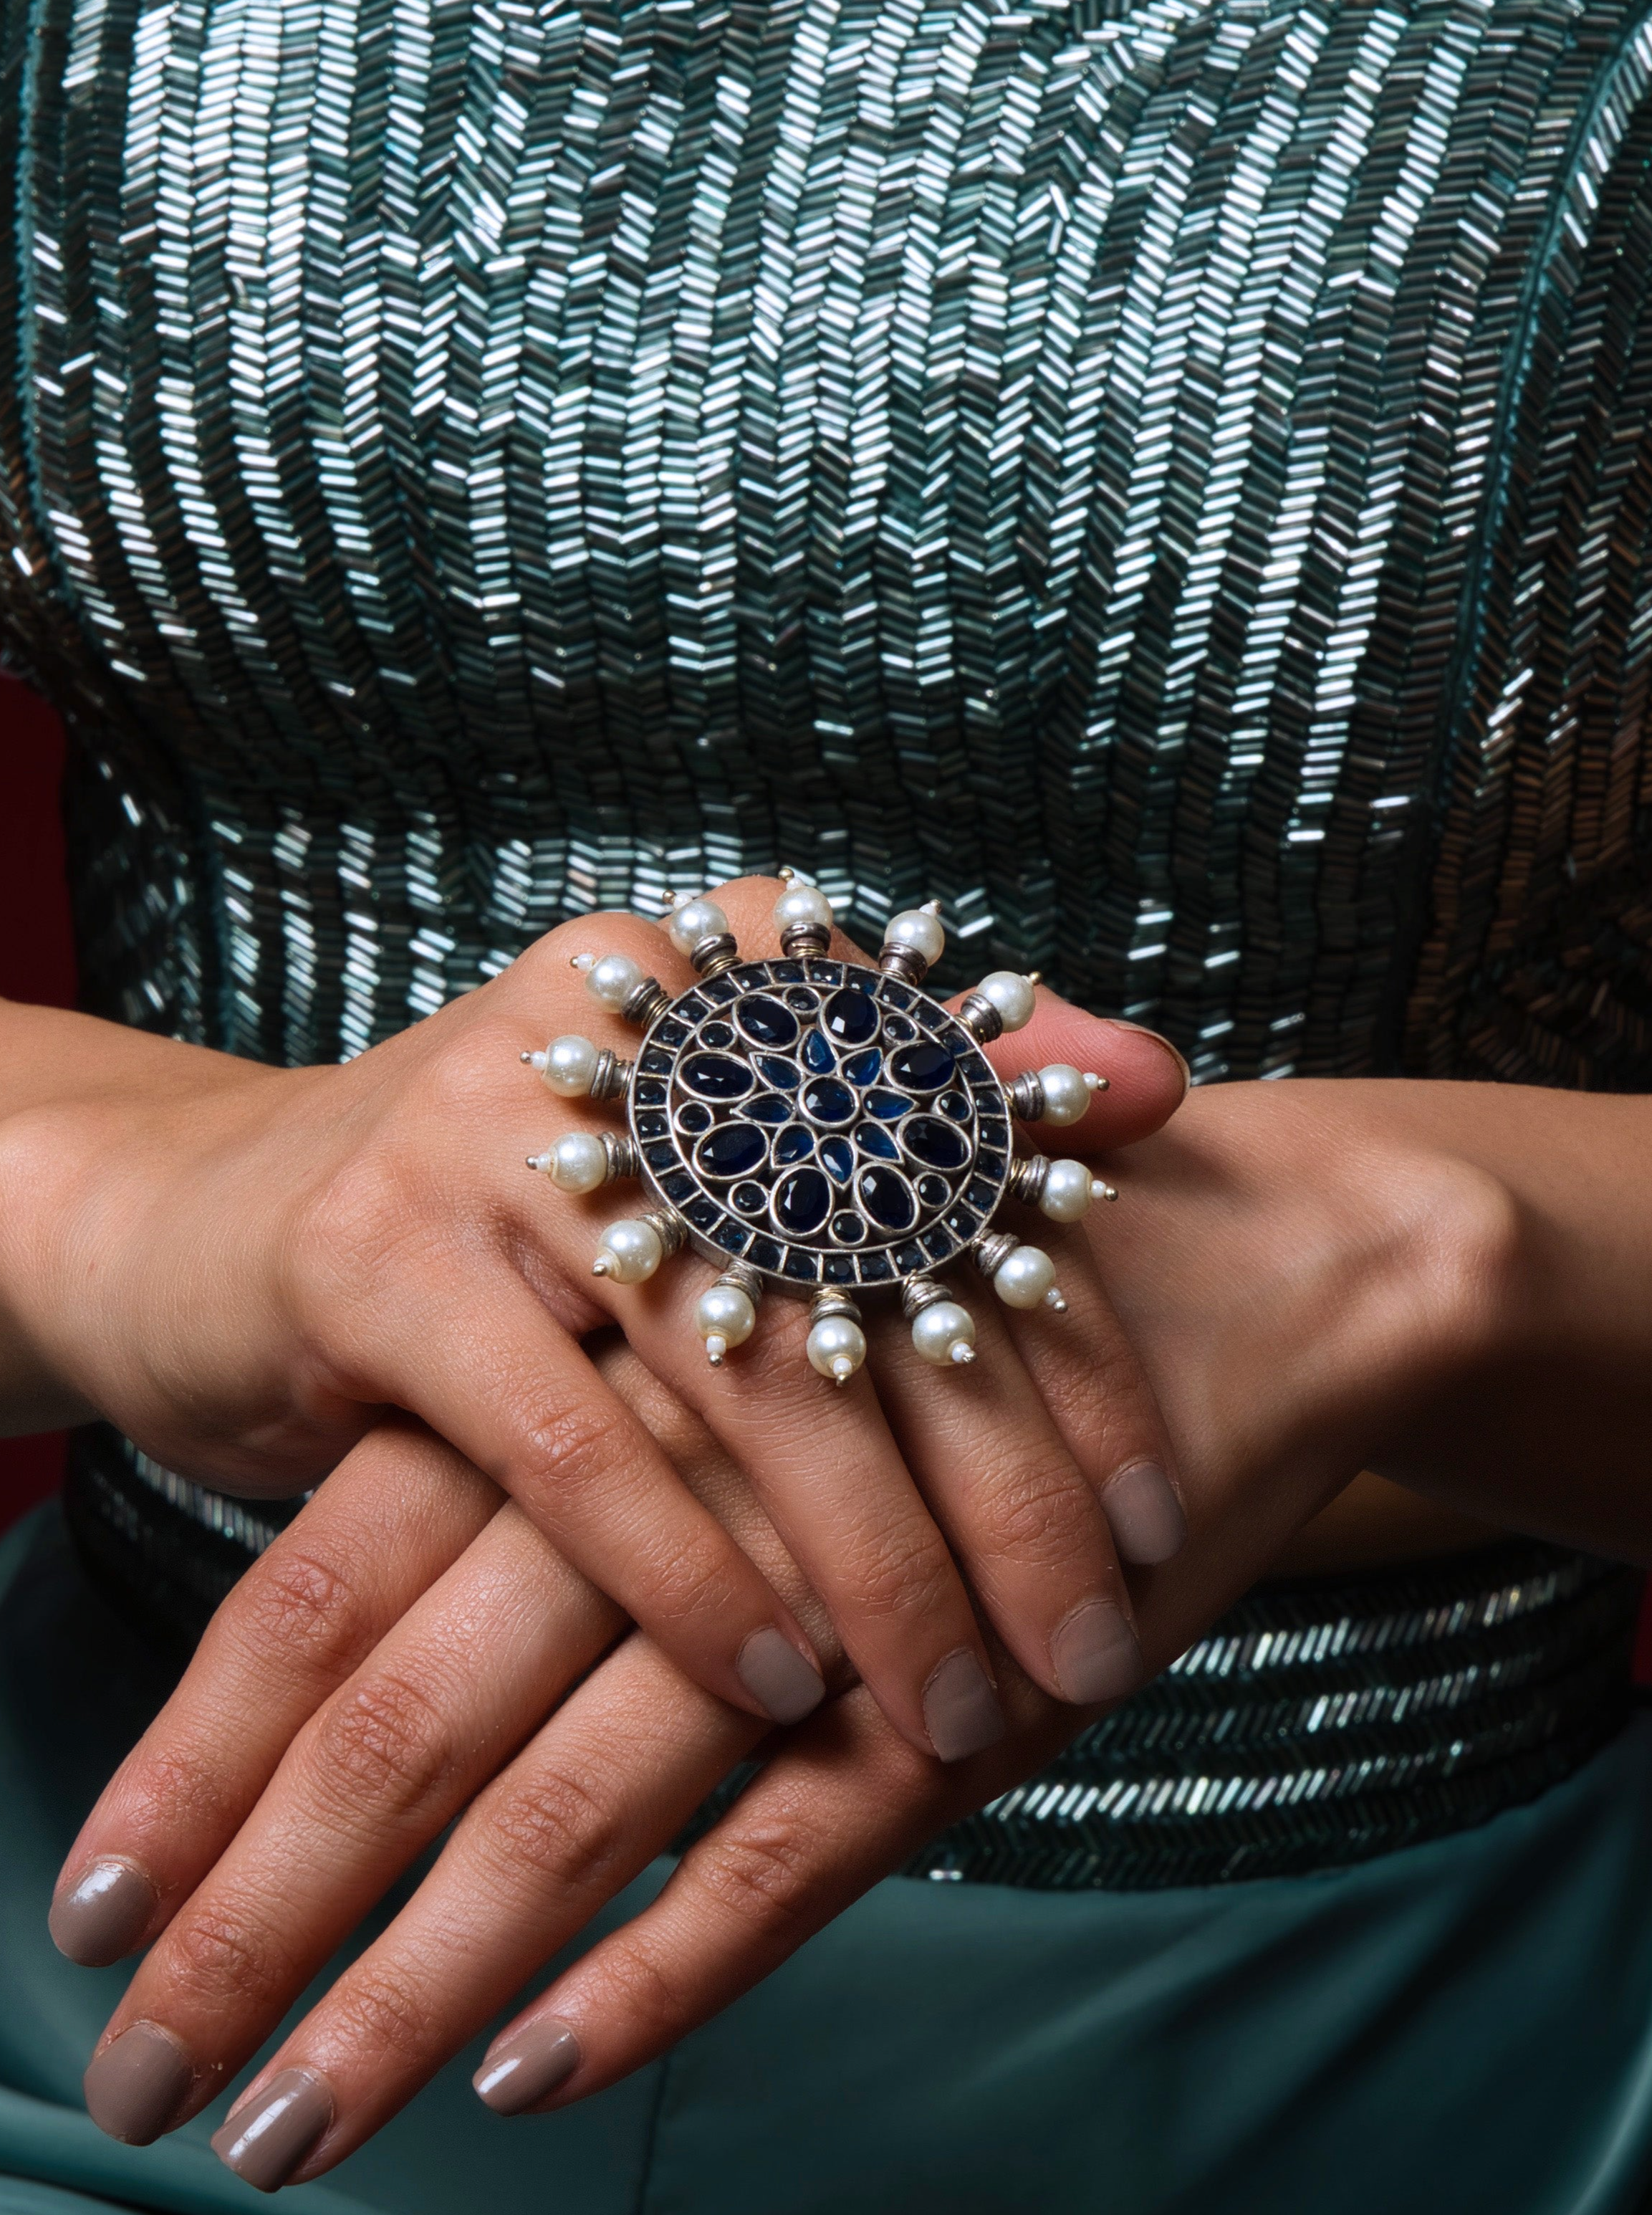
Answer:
[6, 1502, 1652, 2215]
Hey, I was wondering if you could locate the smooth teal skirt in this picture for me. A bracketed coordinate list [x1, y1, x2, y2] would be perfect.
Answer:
[4, 1502, 1652, 2215]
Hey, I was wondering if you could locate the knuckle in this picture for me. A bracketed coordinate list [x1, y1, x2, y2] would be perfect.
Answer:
[307, 1669, 453, 1814]
[840, 1514, 956, 1626]
[686, 1814, 817, 1936]
[223, 1547, 371, 1682]
[484, 1761, 624, 1890]
[167, 1897, 287, 2000]
[326, 1966, 433, 2069]
[514, 1398, 624, 1501]
[966, 1460, 1093, 1567]
[117, 1740, 234, 1844]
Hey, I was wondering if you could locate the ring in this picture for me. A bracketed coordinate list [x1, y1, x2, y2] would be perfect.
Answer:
[522, 879, 1115, 1386]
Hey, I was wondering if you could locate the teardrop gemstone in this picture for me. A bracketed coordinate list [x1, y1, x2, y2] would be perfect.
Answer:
[736, 995, 799, 1047]
[857, 1165, 918, 1231]
[774, 1123, 815, 1164]
[696, 1122, 769, 1179]
[857, 1124, 900, 1159]
[903, 1115, 970, 1171]
[802, 1027, 836, 1074]
[681, 1052, 753, 1100]
[757, 1054, 801, 1091]
[819, 1136, 855, 1183]
[823, 988, 880, 1045]
[802, 1076, 856, 1124]
[774, 1168, 831, 1238]
[866, 1089, 913, 1121]
[888, 1040, 954, 1093]
[842, 1047, 883, 1087]
[741, 1091, 792, 1124]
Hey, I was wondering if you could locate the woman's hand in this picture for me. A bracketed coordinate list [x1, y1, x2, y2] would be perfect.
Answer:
[0, 881, 1188, 1759]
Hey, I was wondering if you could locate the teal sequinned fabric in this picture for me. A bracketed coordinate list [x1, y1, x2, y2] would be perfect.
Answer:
[1, 0, 1652, 1084]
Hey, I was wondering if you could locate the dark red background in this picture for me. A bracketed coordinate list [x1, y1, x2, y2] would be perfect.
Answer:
[3, 674, 1649, 1680]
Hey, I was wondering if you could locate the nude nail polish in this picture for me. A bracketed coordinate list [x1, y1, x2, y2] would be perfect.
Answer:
[1051, 1599, 1142, 1705]
[50, 1857, 157, 1966]
[1102, 1463, 1188, 1566]
[474, 2017, 581, 2115]
[211, 2067, 334, 2192]
[736, 1627, 826, 1724]
[82, 2021, 192, 2145]
[922, 1649, 1007, 1762]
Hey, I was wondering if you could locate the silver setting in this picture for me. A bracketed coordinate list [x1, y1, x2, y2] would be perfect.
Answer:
[1007, 1071, 1046, 1121]
[601, 1132, 641, 1181]
[588, 1048, 635, 1103]
[971, 1229, 1019, 1280]
[690, 932, 741, 980]
[1007, 1154, 1050, 1206]
[779, 920, 832, 959]
[957, 990, 1004, 1043]
[810, 1288, 863, 1326]
[620, 975, 674, 1030]
[900, 1275, 950, 1319]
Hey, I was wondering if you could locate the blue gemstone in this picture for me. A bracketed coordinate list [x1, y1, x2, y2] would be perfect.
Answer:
[758, 1054, 801, 1091]
[697, 1123, 769, 1179]
[830, 1211, 867, 1245]
[857, 1165, 917, 1231]
[802, 1076, 856, 1124]
[731, 1182, 769, 1215]
[774, 1124, 815, 1164]
[842, 1046, 883, 1086]
[823, 987, 880, 1044]
[888, 1040, 954, 1093]
[916, 1173, 950, 1209]
[938, 1090, 971, 1122]
[737, 995, 799, 1047]
[682, 1052, 753, 1100]
[676, 1101, 713, 1134]
[802, 1027, 835, 1073]
[857, 1124, 900, 1159]
[866, 1089, 912, 1120]
[819, 1136, 855, 1183]
[701, 1021, 735, 1049]
[903, 1115, 970, 1171]
[742, 1092, 792, 1124]
[774, 1169, 831, 1237]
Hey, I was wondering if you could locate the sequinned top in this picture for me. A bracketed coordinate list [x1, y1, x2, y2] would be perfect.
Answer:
[2, 0, 1651, 1086]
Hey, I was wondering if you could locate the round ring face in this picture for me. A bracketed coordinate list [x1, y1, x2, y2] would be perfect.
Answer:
[627, 957, 1013, 1291]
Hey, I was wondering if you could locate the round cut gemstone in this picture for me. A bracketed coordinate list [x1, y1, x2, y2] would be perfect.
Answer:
[830, 1211, 868, 1245]
[802, 1076, 856, 1124]
[823, 988, 880, 1045]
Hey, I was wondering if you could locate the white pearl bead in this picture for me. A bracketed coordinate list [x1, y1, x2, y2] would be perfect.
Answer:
[773, 883, 835, 934]
[911, 1299, 977, 1366]
[976, 970, 1037, 1031]
[1038, 1159, 1095, 1223]
[666, 897, 730, 956]
[1037, 1063, 1098, 1126]
[592, 1218, 664, 1284]
[542, 1033, 600, 1096]
[547, 1130, 610, 1194]
[805, 1314, 867, 1384]
[585, 952, 645, 1011]
[695, 1282, 756, 1361]
[883, 907, 946, 967]
[993, 1243, 1058, 1310]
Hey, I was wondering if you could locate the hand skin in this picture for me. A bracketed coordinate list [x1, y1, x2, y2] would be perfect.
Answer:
[0, 879, 1188, 1757]
[52, 1066, 1652, 2186]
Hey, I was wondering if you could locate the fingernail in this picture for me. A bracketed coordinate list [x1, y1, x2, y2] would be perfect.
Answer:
[82, 2021, 193, 2145]
[1106, 1020, 1191, 1095]
[922, 1649, 1007, 1763]
[736, 1627, 826, 1725]
[474, 2018, 582, 2116]
[1103, 1462, 1187, 1565]
[211, 2067, 334, 2192]
[1051, 1599, 1142, 1705]
[50, 1857, 157, 1966]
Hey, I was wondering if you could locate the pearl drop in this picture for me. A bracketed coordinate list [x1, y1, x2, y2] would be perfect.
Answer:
[993, 1244, 1058, 1310]
[585, 952, 645, 1011]
[976, 970, 1037, 1031]
[883, 907, 946, 967]
[773, 883, 834, 934]
[542, 1033, 600, 1096]
[911, 1299, 976, 1366]
[806, 1314, 867, 1384]
[592, 1218, 664, 1284]
[667, 897, 729, 956]
[695, 1282, 757, 1357]
[547, 1130, 610, 1194]
[1038, 1159, 1095, 1222]
[1037, 1063, 1095, 1126]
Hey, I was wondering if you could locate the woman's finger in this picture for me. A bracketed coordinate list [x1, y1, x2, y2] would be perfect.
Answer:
[49, 1418, 500, 1968]
[79, 1476, 627, 2149]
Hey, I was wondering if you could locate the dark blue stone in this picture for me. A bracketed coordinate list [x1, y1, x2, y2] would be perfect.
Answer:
[685, 1198, 719, 1229]
[904, 1115, 970, 1171]
[857, 1165, 917, 1231]
[775, 1169, 831, 1237]
[784, 1248, 820, 1281]
[676, 1101, 713, 1134]
[842, 1046, 883, 1086]
[682, 1052, 752, 1099]
[645, 1142, 677, 1172]
[888, 1040, 954, 1093]
[757, 1054, 800, 1091]
[701, 1021, 735, 1049]
[819, 1136, 855, 1183]
[715, 1220, 751, 1253]
[742, 1093, 792, 1124]
[748, 1235, 783, 1271]
[774, 1124, 815, 1164]
[830, 1211, 867, 1245]
[736, 995, 798, 1047]
[732, 1182, 769, 1215]
[823, 987, 880, 1045]
[802, 1027, 835, 1074]
[860, 1250, 894, 1281]
[698, 1123, 768, 1179]
[866, 1089, 912, 1121]
[916, 1173, 950, 1209]
[856, 1124, 900, 1159]
[824, 1253, 857, 1283]
[802, 1076, 856, 1124]
[938, 1091, 971, 1122]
